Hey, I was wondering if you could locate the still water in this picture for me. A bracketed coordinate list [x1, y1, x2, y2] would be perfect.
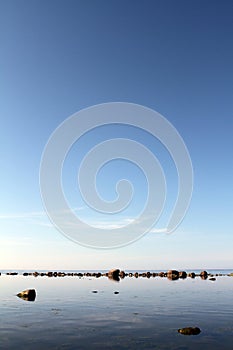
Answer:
[0, 274, 233, 349]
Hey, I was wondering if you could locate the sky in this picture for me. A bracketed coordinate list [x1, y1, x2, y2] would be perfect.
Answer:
[0, 0, 233, 270]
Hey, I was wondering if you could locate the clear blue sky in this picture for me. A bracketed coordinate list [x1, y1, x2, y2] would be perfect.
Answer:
[0, 0, 232, 269]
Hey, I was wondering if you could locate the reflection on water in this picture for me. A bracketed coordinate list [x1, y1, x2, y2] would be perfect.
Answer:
[0, 275, 233, 349]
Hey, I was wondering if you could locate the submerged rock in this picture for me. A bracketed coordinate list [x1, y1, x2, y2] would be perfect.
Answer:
[17, 289, 36, 302]
[178, 327, 201, 335]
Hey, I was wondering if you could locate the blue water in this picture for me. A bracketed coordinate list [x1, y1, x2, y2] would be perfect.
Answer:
[0, 273, 233, 349]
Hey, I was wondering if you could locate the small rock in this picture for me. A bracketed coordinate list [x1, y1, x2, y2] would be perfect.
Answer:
[178, 327, 201, 335]
[209, 277, 216, 281]
[92, 290, 98, 293]
[158, 272, 165, 277]
[119, 271, 125, 279]
[188, 272, 196, 278]
[114, 291, 119, 294]
[17, 289, 36, 302]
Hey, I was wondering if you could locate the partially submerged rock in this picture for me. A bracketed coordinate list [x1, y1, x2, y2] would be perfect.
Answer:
[188, 272, 196, 278]
[167, 270, 179, 280]
[108, 269, 120, 282]
[17, 289, 36, 301]
[200, 271, 208, 278]
[179, 271, 187, 279]
[178, 327, 201, 335]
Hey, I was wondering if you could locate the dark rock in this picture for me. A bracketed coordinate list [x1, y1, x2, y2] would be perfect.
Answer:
[188, 272, 196, 278]
[200, 271, 208, 277]
[17, 289, 36, 302]
[167, 270, 179, 280]
[179, 271, 187, 279]
[92, 290, 98, 293]
[114, 291, 119, 294]
[178, 327, 201, 335]
[33, 272, 39, 277]
[209, 277, 216, 281]
[108, 269, 120, 281]
[134, 272, 139, 278]
[96, 273, 102, 278]
[119, 271, 125, 279]
[128, 273, 133, 277]
[158, 272, 165, 277]
[108, 269, 119, 276]
[152, 273, 158, 277]
[146, 272, 151, 278]
[23, 273, 29, 276]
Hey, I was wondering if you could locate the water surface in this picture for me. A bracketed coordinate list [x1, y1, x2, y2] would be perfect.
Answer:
[0, 274, 233, 349]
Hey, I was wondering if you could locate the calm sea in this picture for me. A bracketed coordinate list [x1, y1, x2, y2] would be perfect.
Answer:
[0, 271, 233, 349]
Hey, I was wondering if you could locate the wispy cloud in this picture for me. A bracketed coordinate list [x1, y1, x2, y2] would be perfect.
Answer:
[0, 206, 86, 221]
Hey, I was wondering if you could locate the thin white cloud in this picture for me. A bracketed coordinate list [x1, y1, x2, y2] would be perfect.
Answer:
[0, 206, 87, 220]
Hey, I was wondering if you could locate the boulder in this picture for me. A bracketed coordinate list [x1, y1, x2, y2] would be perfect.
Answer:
[17, 289, 36, 302]
[167, 270, 179, 280]
[179, 271, 187, 279]
[178, 327, 201, 335]
[108, 269, 120, 282]
[200, 271, 208, 280]
[200, 270, 208, 277]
